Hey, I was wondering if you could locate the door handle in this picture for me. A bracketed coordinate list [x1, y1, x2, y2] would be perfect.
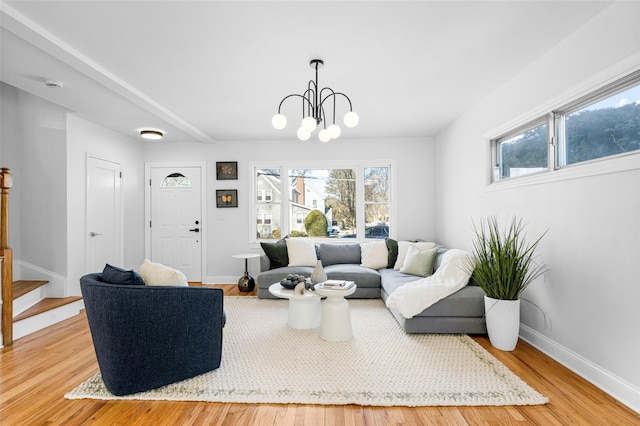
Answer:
[189, 228, 200, 233]
[90, 232, 102, 237]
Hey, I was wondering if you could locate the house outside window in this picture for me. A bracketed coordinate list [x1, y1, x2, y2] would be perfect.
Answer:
[252, 162, 394, 241]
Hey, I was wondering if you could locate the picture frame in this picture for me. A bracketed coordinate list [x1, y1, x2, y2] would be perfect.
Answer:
[216, 161, 238, 180]
[216, 189, 238, 208]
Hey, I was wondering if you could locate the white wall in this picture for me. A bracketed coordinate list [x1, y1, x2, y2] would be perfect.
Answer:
[66, 115, 145, 295]
[434, 2, 640, 411]
[144, 137, 435, 282]
[19, 90, 68, 278]
[0, 83, 22, 260]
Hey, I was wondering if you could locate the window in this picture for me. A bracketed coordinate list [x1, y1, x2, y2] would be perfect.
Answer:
[253, 162, 393, 241]
[161, 172, 191, 187]
[492, 70, 640, 182]
[494, 120, 549, 180]
[364, 167, 390, 226]
[255, 169, 281, 239]
[556, 82, 640, 166]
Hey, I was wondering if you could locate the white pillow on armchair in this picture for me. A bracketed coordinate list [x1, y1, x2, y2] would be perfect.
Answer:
[138, 259, 189, 286]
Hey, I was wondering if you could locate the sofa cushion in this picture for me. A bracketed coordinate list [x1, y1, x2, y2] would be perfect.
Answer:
[380, 267, 481, 318]
[324, 264, 381, 289]
[360, 240, 389, 269]
[260, 238, 289, 269]
[411, 286, 485, 318]
[394, 241, 436, 270]
[317, 243, 361, 266]
[257, 266, 314, 288]
[286, 239, 317, 266]
[399, 246, 438, 277]
[102, 264, 144, 286]
[379, 268, 422, 295]
[138, 259, 188, 286]
[385, 238, 398, 268]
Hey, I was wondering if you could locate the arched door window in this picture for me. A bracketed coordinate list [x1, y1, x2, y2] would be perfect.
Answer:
[161, 172, 191, 188]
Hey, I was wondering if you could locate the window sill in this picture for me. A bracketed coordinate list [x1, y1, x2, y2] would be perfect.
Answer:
[486, 151, 640, 192]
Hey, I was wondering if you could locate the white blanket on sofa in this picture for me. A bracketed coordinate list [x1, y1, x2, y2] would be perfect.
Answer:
[385, 249, 474, 319]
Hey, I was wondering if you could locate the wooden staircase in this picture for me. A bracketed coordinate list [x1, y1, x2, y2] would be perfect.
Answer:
[11, 280, 83, 341]
[13, 280, 82, 321]
[1, 168, 84, 346]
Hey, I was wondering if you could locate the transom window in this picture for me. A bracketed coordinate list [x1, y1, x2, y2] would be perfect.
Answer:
[253, 162, 393, 241]
[161, 172, 191, 187]
[492, 70, 640, 182]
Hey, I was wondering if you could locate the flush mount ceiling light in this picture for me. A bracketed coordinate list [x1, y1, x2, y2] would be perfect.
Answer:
[272, 59, 359, 142]
[139, 129, 164, 140]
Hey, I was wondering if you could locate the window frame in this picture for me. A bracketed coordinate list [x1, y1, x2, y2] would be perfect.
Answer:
[250, 160, 396, 245]
[488, 68, 640, 188]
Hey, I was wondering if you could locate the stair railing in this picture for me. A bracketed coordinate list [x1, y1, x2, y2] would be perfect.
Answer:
[1, 167, 14, 346]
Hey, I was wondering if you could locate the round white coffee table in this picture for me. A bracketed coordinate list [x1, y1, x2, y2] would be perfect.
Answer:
[314, 283, 357, 341]
[269, 283, 321, 329]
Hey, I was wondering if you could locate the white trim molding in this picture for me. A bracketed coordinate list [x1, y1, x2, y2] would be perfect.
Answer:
[520, 324, 640, 414]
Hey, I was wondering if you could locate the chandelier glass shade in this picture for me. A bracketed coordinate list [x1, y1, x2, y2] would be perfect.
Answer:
[272, 59, 358, 142]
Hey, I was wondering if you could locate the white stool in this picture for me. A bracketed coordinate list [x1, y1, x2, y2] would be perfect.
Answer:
[269, 283, 321, 329]
[314, 284, 357, 341]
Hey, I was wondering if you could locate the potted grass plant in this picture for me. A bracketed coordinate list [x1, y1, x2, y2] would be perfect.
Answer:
[468, 216, 548, 351]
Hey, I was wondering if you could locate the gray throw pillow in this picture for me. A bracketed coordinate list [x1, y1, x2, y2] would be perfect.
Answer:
[317, 243, 361, 266]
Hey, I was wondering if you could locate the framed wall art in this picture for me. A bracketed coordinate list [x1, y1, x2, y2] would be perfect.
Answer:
[216, 161, 238, 180]
[216, 189, 238, 208]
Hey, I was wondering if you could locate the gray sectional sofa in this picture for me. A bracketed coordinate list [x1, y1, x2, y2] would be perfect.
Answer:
[257, 240, 487, 334]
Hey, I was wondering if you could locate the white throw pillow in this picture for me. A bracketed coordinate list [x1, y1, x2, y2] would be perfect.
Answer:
[360, 241, 389, 269]
[286, 239, 317, 266]
[394, 241, 436, 270]
[138, 259, 189, 286]
[399, 245, 438, 277]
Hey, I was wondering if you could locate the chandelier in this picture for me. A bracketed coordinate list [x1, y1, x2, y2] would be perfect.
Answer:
[271, 59, 359, 142]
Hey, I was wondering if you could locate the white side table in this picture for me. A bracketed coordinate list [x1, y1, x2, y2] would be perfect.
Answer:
[314, 283, 357, 341]
[232, 253, 261, 292]
[269, 283, 321, 329]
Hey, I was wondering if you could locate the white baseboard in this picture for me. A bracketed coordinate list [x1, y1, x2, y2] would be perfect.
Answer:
[520, 324, 640, 414]
[204, 276, 241, 285]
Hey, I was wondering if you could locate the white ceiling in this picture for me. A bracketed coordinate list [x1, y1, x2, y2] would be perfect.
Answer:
[0, 1, 612, 144]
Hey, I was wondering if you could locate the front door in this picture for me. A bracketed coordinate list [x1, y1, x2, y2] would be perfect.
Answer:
[149, 166, 203, 282]
[87, 156, 123, 272]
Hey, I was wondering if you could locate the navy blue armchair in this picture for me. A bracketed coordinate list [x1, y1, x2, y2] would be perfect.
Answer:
[80, 273, 225, 396]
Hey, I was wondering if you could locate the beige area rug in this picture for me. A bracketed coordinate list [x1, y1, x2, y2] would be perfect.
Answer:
[66, 297, 548, 406]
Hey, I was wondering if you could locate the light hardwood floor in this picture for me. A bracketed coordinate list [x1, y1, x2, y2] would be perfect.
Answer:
[1, 284, 638, 425]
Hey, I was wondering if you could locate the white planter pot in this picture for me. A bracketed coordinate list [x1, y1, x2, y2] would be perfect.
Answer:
[484, 296, 521, 351]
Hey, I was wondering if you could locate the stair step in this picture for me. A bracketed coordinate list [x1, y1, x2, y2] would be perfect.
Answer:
[14, 297, 83, 321]
[13, 280, 49, 300]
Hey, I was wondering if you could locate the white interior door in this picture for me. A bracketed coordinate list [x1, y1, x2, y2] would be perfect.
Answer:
[150, 166, 202, 281]
[87, 156, 123, 272]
